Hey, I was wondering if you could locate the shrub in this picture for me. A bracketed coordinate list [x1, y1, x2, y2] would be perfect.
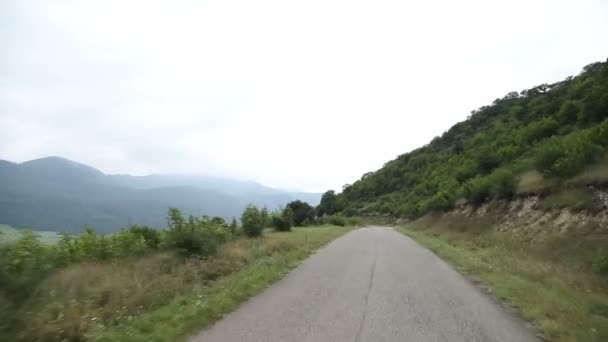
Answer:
[421, 191, 453, 212]
[535, 132, 603, 178]
[271, 207, 294, 232]
[539, 187, 601, 211]
[489, 168, 515, 199]
[166, 208, 229, 257]
[465, 176, 491, 204]
[128, 225, 161, 249]
[286, 200, 315, 226]
[327, 216, 346, 227]
[241, 205, 266, 237]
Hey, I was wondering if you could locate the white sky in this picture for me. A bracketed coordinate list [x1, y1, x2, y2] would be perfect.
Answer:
[1, 0, 607, 192]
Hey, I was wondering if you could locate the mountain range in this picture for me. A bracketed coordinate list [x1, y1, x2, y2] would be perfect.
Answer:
[0, 156, 320, 233]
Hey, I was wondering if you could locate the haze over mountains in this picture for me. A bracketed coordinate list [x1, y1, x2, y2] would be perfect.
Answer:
[0, 156, 320, 233]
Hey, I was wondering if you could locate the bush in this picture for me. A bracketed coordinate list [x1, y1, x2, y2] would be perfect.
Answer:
[166, 208, 229, 257]
[241, 205, 266, 237]
[489, 168, 515, 199]
[271, 207, 293, 232]
[539, 187, 601, 211]
[286, 200, 315, 226]
[465, 176, 491, 204]
[535, 133, 603, 178]
[128, 225, 161, 249]
[327, 216, 346, 227]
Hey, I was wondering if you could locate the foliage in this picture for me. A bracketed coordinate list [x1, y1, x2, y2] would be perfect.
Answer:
[128, 224, 162, 249]
[3, 226, 352, 342]
[229, 217, 238, 235]
[165, 208, 230, 257]
[539, 187, 601, 211]
[326, 215, 346, 227]
[286, 200, 315, 226]
[316, 190, 344, 217]
[327, 59, 608, 217]
[271, 207, 294, 232]
[241, 205, 266, 237]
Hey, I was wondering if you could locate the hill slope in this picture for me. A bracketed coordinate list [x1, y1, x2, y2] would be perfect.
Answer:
[322, 59, 608, 217]
[0, 157, 320, 233]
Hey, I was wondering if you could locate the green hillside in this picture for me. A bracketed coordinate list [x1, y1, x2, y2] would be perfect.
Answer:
[319, 59, 608, 218]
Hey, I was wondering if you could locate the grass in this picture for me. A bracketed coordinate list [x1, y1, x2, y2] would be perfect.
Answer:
[0, 224, 65, 245]
[516, 170, 556, 195]
[569, 155, 608, 185]
[539, 187, 601, 211]
[397, 216, 608, 342]
[3, 225, 353, 341]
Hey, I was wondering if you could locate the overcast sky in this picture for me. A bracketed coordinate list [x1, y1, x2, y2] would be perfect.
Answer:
[1, 0, 607, 192]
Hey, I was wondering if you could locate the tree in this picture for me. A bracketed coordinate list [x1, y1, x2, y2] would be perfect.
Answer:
[241, 205, 265, 237]
[286, 200, 315, 226]
[316, 190, 341, 217]
[271, 207, 294, 232]
[229, 217, 238, 235]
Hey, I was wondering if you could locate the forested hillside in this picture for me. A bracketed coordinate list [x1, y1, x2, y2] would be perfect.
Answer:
[319, 59, 608, 218]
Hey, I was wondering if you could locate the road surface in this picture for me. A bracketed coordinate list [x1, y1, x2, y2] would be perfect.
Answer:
[190, 226, 538, 342]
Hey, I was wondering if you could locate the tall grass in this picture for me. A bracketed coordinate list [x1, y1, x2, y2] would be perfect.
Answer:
[1, 225, 352, 341]
[399, 214, 608, 342]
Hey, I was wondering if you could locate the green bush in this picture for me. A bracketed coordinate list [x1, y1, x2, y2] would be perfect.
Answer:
[241, 205, 266, 237]
[327, 216, 346, 227]
[128, 225, 161, 249]
[535, 133, 603, 178]
[465, 176, 491, 204]
[165, 208, 229, 257]
[286, 200, 315, 226]
[271, 207, 294, 232]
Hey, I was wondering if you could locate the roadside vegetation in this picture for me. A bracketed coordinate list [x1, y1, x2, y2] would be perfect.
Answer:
[0, 204, 357, 341]
[398, 215, 608, 342]
[318, 59, 608, 219]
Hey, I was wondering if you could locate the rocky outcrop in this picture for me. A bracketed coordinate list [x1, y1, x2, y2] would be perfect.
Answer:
[448, 189, 608, 236]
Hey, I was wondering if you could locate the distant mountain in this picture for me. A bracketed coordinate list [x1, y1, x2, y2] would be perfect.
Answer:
[0, 156, 320, 233]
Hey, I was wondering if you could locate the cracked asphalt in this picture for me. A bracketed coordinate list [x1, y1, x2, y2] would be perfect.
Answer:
[190, 226, 538, 342]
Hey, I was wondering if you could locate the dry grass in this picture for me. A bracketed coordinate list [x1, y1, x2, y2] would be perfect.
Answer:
[539, 187, 601, 211]
[399, 214, 608, 342]
[569, 155, 608, 185]
[515, 170, 555, 195]
[3, 226, 351, 341]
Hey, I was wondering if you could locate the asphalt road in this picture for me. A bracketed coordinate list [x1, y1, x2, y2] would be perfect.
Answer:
[190, 226, 538, 342]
